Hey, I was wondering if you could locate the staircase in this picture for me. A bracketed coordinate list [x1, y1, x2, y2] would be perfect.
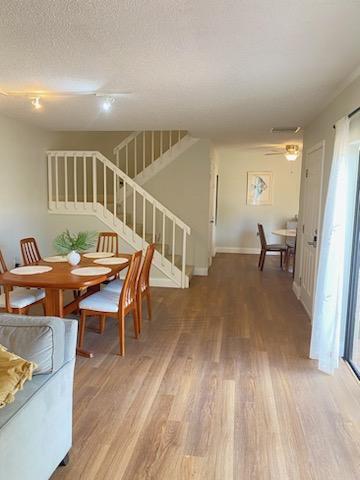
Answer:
[47, 140, 193, 288]
[113, 130, 197, 187]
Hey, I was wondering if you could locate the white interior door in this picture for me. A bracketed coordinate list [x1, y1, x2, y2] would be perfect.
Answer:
[208, 156, 218, 266]
[300, 142, 324, 317]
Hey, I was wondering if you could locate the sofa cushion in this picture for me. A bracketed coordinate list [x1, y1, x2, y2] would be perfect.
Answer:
[0, 345, 37, 408]
[0, 314, 65, 375]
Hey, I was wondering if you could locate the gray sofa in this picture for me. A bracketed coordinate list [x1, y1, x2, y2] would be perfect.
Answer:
[0, 314, 77, 480]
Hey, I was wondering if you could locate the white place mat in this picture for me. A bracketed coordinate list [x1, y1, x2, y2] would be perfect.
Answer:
[10, 266, 53, 275]
[83, 252, 115, 259]
[71, 267, 112, 277]
[94, 257, 129, 265]
[43, 255, 68, 263]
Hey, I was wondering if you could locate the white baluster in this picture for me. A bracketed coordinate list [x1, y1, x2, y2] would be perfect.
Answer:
[74, 156, 77, 208]
[47, 155, 52, 209]
[162, 211, 165, 264]
[92, 154, 97, 211]
[169, 131, 172, 152]
[64, 155, 68, 208]
[172, 218, 175, 274]
[142, 196, 146, 249]
[152, 204, 156, 243]
[134, 136, 137, 176]
[55, 155, 59, 208]
[160, 130, 163, 157]
[125, 144, 129, 176]
[113, 172, 116, 225]
[182, 230, 187, 288]
[133, 188, 136, 241]
[178, 129, 181, 142]
[152, 131, 154, 163]
[143, 131, 145, 171]
[123, 180, 126, 233]
[83, 155, 87, 209]
[103, 163, 107, 216]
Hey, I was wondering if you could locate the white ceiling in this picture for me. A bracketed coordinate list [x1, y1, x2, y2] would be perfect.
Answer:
[0, 0, 359, 145]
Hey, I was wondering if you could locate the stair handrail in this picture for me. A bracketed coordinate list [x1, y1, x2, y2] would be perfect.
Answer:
[113, 131, 139, 154]
[47, 150, 191, 234]
[112, 130, 186, 178]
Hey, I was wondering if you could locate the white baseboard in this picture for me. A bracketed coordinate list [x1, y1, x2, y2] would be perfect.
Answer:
[215, 246, 280, 256]
[216, 247, 260, 254]
[193, 267, 208, 276]
[149, 277, 179, 288]
[292, 281, 301, 299]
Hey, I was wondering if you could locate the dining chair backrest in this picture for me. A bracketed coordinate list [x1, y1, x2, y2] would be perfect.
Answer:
[20, 237, 41, 265]
[97, 232, 119, 255]
[0, 250, 7, 275]
[138, 243, 155, 293]
[0, 250, 8, 295]
[119, 250, 142, 311]
[257, 224, 267, 249]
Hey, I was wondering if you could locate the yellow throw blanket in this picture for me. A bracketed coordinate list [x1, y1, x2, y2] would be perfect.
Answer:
[0, 344, 37, 408]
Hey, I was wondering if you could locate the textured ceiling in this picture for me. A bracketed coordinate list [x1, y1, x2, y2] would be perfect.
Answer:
[0, 0, 359, 145]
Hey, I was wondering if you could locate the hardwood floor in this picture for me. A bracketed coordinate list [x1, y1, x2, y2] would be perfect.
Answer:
[52, 254, 360, 480]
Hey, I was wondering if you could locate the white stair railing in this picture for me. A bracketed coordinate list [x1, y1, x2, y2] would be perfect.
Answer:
[47, 150, 191, 287]
[113, 130, 186, 178]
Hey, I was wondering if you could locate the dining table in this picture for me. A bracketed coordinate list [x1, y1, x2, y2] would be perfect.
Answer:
[272, 228, 297, 275]
[0, 253, 131, 357]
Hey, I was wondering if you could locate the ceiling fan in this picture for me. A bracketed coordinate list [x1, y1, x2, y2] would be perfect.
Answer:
[265, 144, 300, 161]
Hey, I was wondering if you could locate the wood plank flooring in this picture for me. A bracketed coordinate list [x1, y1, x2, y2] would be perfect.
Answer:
[52, 254, 360, 480]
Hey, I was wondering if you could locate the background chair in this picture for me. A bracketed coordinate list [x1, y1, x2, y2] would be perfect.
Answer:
[20, 237, 41, 265]
[257, 224, 287, 271]
[78, 250, 142, 356]
[0, 250, 45, 314]
[96, 232, 119, 255]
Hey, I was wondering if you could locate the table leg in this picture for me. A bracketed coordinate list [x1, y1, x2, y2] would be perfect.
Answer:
[44, 288, 94, 358]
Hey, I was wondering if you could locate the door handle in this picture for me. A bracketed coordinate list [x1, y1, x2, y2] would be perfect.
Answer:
[307, 241, 317, 247]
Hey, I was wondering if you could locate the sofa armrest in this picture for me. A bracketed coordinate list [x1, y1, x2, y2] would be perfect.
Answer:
[0, 314, 77, 375]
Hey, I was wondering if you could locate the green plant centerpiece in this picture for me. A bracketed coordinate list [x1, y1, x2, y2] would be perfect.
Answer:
[54, 230, 97, 266]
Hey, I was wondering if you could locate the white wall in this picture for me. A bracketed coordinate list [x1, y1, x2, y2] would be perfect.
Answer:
[0, 114, 55, 267]
[295, 74, 360, 286]
[215, 146, 302, 252]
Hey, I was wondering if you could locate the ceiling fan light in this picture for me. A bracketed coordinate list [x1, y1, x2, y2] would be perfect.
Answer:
[285, 152, 298, 161]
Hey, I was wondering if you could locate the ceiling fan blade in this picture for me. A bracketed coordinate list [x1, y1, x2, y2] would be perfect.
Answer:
[265, 152, 283, 156]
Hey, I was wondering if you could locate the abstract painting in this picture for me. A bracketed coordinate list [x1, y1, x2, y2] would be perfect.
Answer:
[247, 172, 273, 205]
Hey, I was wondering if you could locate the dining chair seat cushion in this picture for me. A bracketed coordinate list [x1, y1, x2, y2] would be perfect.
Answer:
[0, 288, 45, 309]
[102, 279, 124, 294]
[79, 290, 120, 313]
[266, 244, 286, 251]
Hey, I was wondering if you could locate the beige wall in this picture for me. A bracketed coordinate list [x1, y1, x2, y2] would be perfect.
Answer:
[143, 140, 211, 272]
[0, 114, 55, 267]
[51, 131, 131, 160]
[215, 146, 302, 251]
[295, 75, 360, 285]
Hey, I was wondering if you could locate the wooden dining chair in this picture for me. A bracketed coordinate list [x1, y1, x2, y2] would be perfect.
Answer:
[0, 249, 45, 314]
[257, 224, 287, 271]
[97, 232, 119, 255]
[103, 244, 155, 332]
[78, 250, 142, 356]
[20, 237, 41, 265]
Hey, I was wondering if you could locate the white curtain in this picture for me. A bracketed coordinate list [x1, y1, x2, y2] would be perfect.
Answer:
[310, 116, 358, 374]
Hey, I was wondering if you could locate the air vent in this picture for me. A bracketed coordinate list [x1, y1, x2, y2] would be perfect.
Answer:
[271, 126, 301, 134]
